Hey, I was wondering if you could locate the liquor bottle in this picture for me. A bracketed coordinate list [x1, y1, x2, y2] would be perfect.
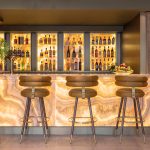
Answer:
[14, 36, 18, 44]
[45, 59, 48, 71]
[79, 59, 82, 71]
[67, 46, 70, 58]
[52, 35, 56, 44]
[49, 60, 52, 71]
[91, 46, 94, 57]
[96, 36, 99, 45]
[112, 37, 115, 45]
[44, 35, 47, 44]
[99, 46, 102, 57]
[49, 46, 52, 58]
[26, 50, 30, 57]
[39, 37, 43, 44]
[95, 46, 98, 58]
[91, 59, 94, 70]
[111, 58, 114, 66]
[26, 63, 30, 71]
[95, 60, 99, 71]
[21, 49, 25, 57]
[72, 37, 76, 45]
[108, 37, 111, 45]
[107, 46, 110, 57]
[40, 49, 43, 58]
[99, 37, 102, 45]
[53, 46, 55, 57]
[71, 58, 74, 70]
[78, 37, 82, 45]
[20, 36, 24, 44]
[74, 59, 78, 70]
[92, 37, 95, 45]
[66, 37, 70, 45]
[72, 47, 76, 58]
[103, 36, 106, 45]
[17, 48, 21, 56]
[53, 60, 56, 71]
[40, 61, 44, 71]
[0, 61, 3, 71]
[78, 46, 82, 58]
[111, 47, 114, 57]
[18, 60, 21, 71]
[48, 35, 51, 44]
[21, 60, 25, 71]
[66, 61, 70, 71]
[25, 35, 29, 45]
[14, 47, 17, 55]
[99, 59, 102, 71]
[103, 59, 106, 71]
[18, 36, 21, 45]
[45, 48, 48, 57]
[103, 46, 106, 58]
[107, 59, 111, 70]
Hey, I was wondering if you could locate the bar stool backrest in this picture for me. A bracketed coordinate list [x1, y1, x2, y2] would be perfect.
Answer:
[115, 75, 148, 87]
[19, 76, 51, 87]
[66, 76, 98, 87]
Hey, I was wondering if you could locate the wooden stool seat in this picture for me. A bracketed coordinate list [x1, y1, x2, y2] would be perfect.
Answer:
[69, 88, 97, 98]
[21, 88, 49, 98]
[116, 88, 145, 98]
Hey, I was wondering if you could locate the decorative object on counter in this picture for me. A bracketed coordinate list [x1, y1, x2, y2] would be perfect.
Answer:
[0, 38, 10, 71]
[109, 63, 133, 75]
[115, 75, 148, 143]
[66, 76, 98, 144]
[19, 76, 51, 144]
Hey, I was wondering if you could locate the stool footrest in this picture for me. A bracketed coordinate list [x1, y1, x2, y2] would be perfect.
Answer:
[69, 117, 97, 124]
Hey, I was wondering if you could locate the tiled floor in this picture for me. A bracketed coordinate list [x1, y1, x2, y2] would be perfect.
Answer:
[0, 135, 150, 150]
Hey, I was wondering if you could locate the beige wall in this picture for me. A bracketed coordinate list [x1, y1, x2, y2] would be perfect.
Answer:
[122, 15, 140, 74]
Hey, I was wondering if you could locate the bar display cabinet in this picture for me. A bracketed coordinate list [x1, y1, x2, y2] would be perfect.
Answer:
[0, 33, 4, 71]
[37, 33, 57, 71]
[90, 33, 116, 71]
[10, 33, 31, 71]
[63, 33, 84, 71]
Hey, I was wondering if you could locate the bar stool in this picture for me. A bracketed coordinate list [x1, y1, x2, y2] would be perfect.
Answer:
[66, 76, 98, 143]
[19, 76, 51, 143]
[115, 75, 148, 143]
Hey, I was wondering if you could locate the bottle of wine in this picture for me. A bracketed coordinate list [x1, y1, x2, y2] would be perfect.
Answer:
[107, 46, 110, 57]
[96, 36, 99, 45]
[48, 35, 51, 44]
[49, 46, 52, 58]
[66, 61, 70, 71]
[45, 59, 48, 71]
[78, 46, 82, 58]
[40, 49, 43, 58]
[107, 59, 111, 70]
[18, 60, 21, 71]
[95, 46, 98, 58]
[103, 46, 106, 58]
[74, 59, 78, 70]
[49, 60, 52, 71]
[99, 37, 102, 45]
[44, 35, 47, 44]
[18, 36, 21, 45]
[91, 59, 94, 70]
[72, 47, 76, 58]
[53, 46, 55, 57]
[99, 46, 101, 57]
[95, 60, 99, 71]
[40, 61, 44, 71]
[25, 35, 29, 45]
[53, 60, 56, 71]
[26, 50, 30, 57]
[72, 37, 76, 45]
[103, 36, 106, 45]
[45, 48, 48, 57]
[92, 37, 95, 45]
[103, 59, 106, 71]
[14, 36, 18, 44]
[67, 46, 70, 58]
[91, 46, 94, 57]
[112, 37, 115, 45]
[78, 37, 82, 45]
[111, 47, 114, 57]
[99, 59, 102, 71]
[108, 36, 111, 45]
[21, 48, 25, 57]
[71, 58, 74, 70]
[79, 59, 82, 71]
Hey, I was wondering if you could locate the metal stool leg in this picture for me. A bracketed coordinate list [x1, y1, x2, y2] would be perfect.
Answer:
[39, 97, 47, 144]
[115, 97, 124, 135]
[41, 98, 49, 136]
[88, 97, 96, 143]
[20, 97, 31, 143]
[120, 97, 127, 143]
[70, 97, 78, 144]
[133, 98, 139, 134]
[136, 98, 145, 143]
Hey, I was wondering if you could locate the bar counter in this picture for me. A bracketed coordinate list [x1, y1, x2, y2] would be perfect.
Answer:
[0, 73, 149, 127]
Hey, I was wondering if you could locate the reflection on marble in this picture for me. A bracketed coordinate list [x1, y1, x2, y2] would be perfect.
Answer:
[0, 74, 150, 126]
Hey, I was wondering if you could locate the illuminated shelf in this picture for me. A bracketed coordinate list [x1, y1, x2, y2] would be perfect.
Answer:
[10, 33, 31, 71]
[0, 33, 5, 71]
[64, 33, 84, 71]
[37, 33, 57, 71]
[90, 33, 116, 71]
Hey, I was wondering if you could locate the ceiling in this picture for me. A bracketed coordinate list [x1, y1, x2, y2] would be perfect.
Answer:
[0, 9, 139, 26]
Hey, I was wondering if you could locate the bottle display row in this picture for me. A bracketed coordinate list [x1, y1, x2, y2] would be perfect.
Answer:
[37, 33, 57, 71]
[0, 33, 4, 71]
[90, 33, 116, 71]
[0, 32, 117, 72]
[64, 33, 84, 71]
